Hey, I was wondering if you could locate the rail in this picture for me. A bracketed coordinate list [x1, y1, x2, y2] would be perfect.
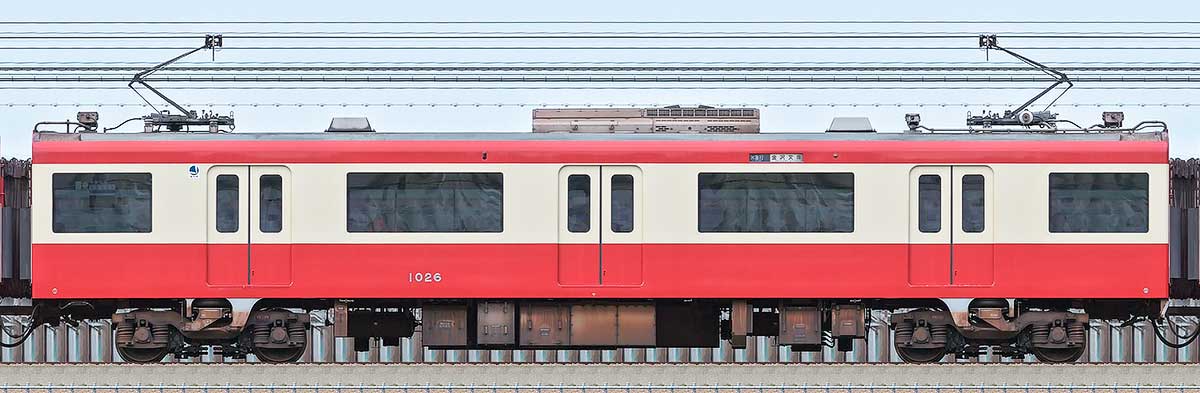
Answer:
[0, 385, 1196, 391]
[1, 317, 1199, 363]
[9, 384, 1200, 387]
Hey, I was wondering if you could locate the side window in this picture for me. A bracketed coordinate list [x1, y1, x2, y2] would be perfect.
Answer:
[567, 174, 591, 233]
[918, 174, 941, 233]
[962, 174, 985, 233]
[698, 172, 854, 233]
[1049, 173, 1149, 233]
[611, 175, 634, 233]
[52, 173, 152, 233]
[215, 175, 239, 233]
[346, 173, 503, 233]
[259, 175, 283, 233]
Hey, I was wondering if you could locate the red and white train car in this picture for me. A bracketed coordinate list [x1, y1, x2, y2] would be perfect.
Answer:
[29, 110, 1170, 363]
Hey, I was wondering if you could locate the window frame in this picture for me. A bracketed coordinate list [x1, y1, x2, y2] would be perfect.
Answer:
[610, 174, 635, 233]
[961, 174, 985, 233]
[215, 174, 240, 233]
[1048, 172, 1150, 234]
[51, 172, 153, 234]
[259, 174, 284, 234]
[567, 174, 591, 233]
[696, 172, 855, 233]
[345, 172, 505, 233]
[917, 174, 942, 233]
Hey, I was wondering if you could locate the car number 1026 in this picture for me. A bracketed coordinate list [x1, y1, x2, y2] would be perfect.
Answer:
[409, 272, 443, 283]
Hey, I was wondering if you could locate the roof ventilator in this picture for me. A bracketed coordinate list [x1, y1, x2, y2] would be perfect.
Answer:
[826, 117, 875, 133]
[532, 105, 760, 133]
[326, 117, 375, 132]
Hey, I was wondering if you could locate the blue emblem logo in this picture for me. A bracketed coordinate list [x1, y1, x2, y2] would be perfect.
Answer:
[188, 165, 199, 178]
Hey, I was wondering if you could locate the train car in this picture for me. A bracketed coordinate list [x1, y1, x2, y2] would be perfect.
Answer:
[26, 109, 1172, 363]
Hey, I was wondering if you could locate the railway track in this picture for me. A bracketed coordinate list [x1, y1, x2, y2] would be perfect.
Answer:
[2, 318, 1199, 364]
[0, 364, 1196, 387]
[0, 386, 1193, 393]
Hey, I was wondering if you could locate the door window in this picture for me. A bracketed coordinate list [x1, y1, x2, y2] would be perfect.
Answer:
[259, 175, 283, 233]
[215, 174, 239, 233]
[611, 175, 634, 233]
[917, 174, 941, 233]
[962, 174, 985, 233]
[567, 174, 590, 233]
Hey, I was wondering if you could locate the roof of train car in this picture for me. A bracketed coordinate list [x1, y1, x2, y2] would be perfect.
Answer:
[34, 130, 1167, 142]
[31, 130, 1168, 165]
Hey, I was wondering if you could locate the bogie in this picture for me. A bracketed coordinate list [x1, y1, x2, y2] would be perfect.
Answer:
[111, 306, 309, 363]
[890, 303, 1090, 363]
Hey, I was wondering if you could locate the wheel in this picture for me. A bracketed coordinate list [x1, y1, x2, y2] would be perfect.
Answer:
[1030, 345, 1085, 363]
[1028, 322, 1087, 363]
[252, 346, 305, 363]
[246, 308, 308, 363]
[895, 346, 946, 363]
[116, 346, 169, 363]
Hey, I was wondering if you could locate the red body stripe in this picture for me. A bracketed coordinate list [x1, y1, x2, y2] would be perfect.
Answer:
[33, 139, 1167, 164]
[31, 243, 1167, 300]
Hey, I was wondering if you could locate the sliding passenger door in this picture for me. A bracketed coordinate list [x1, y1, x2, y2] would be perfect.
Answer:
[907, 165, 995, 286]
[557, 165, 645, 286]
[206, 166, 250, 287]
[249, 166, 293, 287]
[600, 166, 644, 286]
[205, 165, 293, 287]
[951, 166, 994, 286]
[908, 166, 952, 286]
[558, 166, 601, 285]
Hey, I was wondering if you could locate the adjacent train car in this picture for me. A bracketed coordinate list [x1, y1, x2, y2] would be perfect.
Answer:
[27, 110, 1171, 363]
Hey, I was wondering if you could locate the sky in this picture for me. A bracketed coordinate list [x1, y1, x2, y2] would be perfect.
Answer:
[0, 0, 1197, 158]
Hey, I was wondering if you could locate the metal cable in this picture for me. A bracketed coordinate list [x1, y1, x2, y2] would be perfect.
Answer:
[29, 72, 1200, 78]
[5, 46, 1200, 50]
[3, 102, 1195, 108]
[9, 34, 1200, 39]
[1152, 318, 1200, 349]
[3, 20, 1200, 24]
[0, 85, 1193, 90]
[7, 30, 1200, 35]
[5, 60, 1199, 65]
[6, 66, 1200, 72]
[4, 75, 1198, 83]
[23, 73, 1200, 78]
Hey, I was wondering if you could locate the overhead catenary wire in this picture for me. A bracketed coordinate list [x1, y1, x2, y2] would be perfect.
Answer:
[0, 85, 1195, 90]
[23, 72, 1200, 77]
[3, 102, 1195, 108]
[6, 30, 1200, 35]
[7, 66, 1200, 72]
[1, 23, 1198, 121]
[3, 20, 1200, 24]
[4, 75, 1199, 83]
[12, 73, 1200, 80]
[5, 60, 1200, 66]
[9, 34, 1200, 40]
[7, 45, 1200, 50]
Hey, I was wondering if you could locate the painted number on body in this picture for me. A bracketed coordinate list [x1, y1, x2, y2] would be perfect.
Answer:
[409, 272, 443, 283]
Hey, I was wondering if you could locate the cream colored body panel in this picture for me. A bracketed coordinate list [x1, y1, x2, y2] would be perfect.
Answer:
[33, 163, 1168, 245]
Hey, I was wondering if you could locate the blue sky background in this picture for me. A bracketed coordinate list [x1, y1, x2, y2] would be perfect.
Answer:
[0, 0, 1196, 158]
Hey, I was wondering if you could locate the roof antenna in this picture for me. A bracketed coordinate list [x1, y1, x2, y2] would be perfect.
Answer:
[129, 34, 234, 132]
[966, 34, 1073, 129]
